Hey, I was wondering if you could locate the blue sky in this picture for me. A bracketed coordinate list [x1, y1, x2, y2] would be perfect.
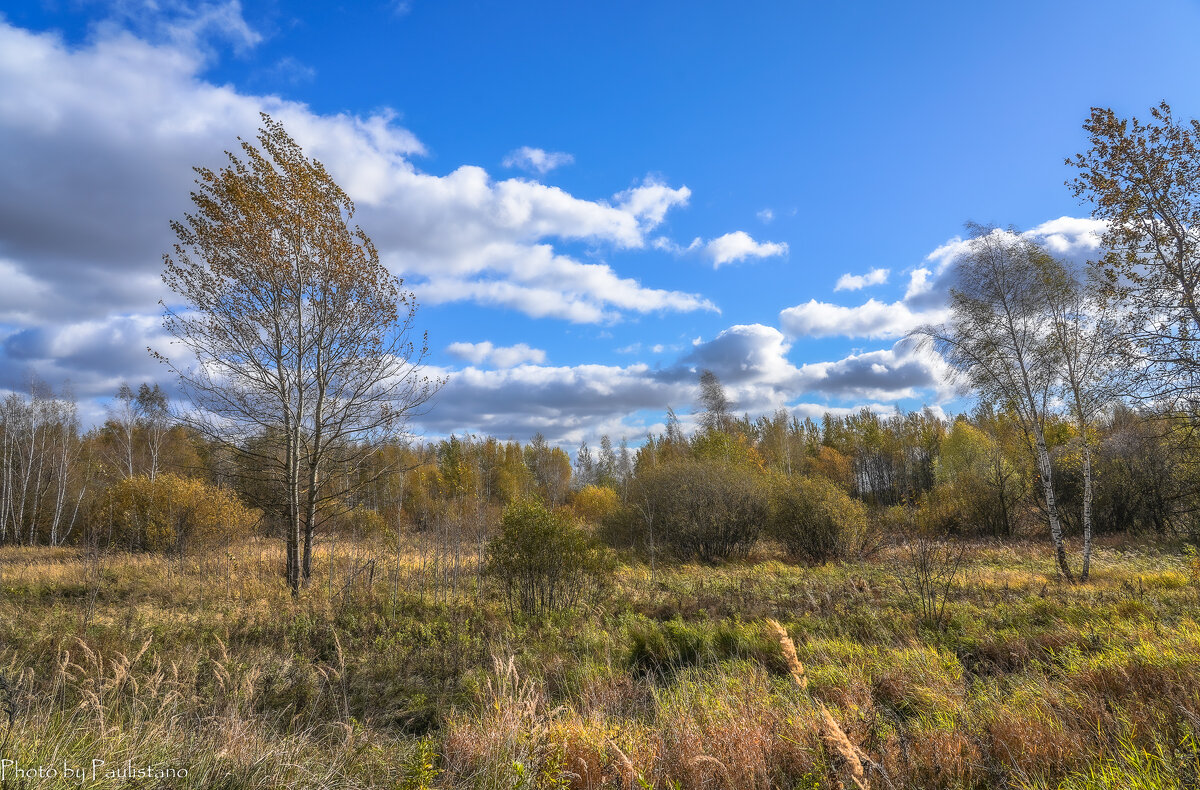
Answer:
[2, 1, 1200, 445]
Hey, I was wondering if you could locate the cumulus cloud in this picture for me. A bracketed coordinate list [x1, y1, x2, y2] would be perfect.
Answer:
[779, 299, 950, 340]
[0, 313, 170, 399]
[0, 13, 734, 414]
[615, 179, 692, 228]
[780, 219, 1106, 341]
[422, 324, 951, 444]
[651, 229, 788, 269]
[793, 338, 953, 403]
[685, 324, 796, 385]
[0, 17, 713, 330]
[922, 219, 1105, 281]
[418, 361, 689, 444]
[0, 10, 966, 438]
[425, 222, 1108, 441]
[834, 267, 889, 291]
[1027, 216, 1106, 258]
[705, 231, 788, 267]
[502, 146, 575, 174]
[408, 241, 716, 324]
[446, 341, 546, 368]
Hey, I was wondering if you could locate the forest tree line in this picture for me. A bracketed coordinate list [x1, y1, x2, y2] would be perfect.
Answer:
[2, 375, 1196, 558]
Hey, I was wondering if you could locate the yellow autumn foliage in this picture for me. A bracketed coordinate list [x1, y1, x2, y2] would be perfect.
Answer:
[571, 485, 620, 524]
[96, 473, 256, 552]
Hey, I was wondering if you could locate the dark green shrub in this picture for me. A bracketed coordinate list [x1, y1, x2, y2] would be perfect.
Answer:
[627, 458, 769, 562]
[486, 499, 612, 618]
[770, 475, 874, 563]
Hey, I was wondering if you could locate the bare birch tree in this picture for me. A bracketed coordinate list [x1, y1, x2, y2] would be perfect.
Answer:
[916, 227, 1077, 581]
[0, 384, 85, 546]
[106, 384, 138, 480]
[136, 384, 169, 481]
[1043, 264, 1123, 580]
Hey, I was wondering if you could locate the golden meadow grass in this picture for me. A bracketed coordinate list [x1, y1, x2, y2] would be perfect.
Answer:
[0, 538, 1198, 788]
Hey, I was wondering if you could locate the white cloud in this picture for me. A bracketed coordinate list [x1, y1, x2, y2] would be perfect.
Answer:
[446, 341, 546, 368]
[419, 360, 688, 444]
[781, 219, 1106, 341]
[779, 299, 949, 340]
[904, 267, 933, 300]
[419, 220, 1100, 439]
[0, 17, 715, 335]
[502, 146, 575, 174]
[793, 338, 954, 403]
[413, 242, 717, 323]
[757, 208, 774, 223]
[1026, 216, 1106, 258]
[0, 14, 734, 422]
[786, 401, 906, 421]
[704, 231, 788, 268]
[615, 179, 692, 228]
[681, 324, 947, 414]
[1, 313, 170, 399]
[923, 219, 1106, 276]
[422, 324, 951, 444]
[0, 12, 968, 437]
[834, 267, 890, 291]
[686, 324, 796, 384]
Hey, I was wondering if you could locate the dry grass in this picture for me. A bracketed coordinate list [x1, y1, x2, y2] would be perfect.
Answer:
[0, 537, 1196, 787]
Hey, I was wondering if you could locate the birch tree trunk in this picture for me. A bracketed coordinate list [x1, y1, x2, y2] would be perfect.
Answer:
[1032, 427, 1074, 582]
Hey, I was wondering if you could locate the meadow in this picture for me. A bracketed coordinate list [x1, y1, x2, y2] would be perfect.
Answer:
[0, 536, 1197, 789]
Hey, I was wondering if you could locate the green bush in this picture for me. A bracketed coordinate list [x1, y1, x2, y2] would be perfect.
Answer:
[486, 498, 612, 618]
[769, 475, 874, 563]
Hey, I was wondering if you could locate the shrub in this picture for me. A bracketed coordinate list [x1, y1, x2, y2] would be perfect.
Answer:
[328, 505, 388, 539]
[630, 458, 769, 562]
[94, 473, 256, 553]
[914, 484, 968, 535]
[896, 533, 967, 631]
[570, 484, 620, 524]
[769, 475, 873, 563]
[486, 499, 612, 618]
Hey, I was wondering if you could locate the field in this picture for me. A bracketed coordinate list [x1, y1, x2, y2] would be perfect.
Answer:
[0, 538, 1198, 789]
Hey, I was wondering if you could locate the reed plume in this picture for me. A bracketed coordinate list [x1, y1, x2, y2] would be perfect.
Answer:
[765, 618, 807, 690]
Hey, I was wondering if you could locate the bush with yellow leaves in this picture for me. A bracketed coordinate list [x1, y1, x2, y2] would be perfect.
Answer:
[95, 473, 256, 553]
[571, 484, 620, 525]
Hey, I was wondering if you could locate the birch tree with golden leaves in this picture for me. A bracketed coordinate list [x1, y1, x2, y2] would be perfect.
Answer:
[1069, 102, 1200, 415]
[156, 114, 440, 594]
